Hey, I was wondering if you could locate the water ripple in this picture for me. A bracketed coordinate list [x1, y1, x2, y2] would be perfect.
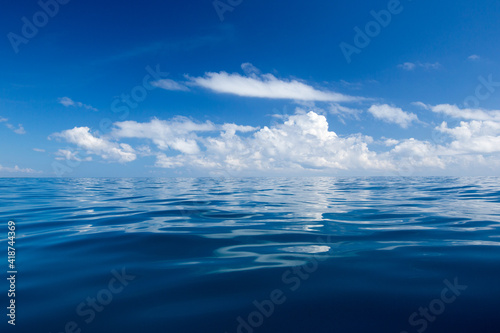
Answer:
[1, 177, 500, 332]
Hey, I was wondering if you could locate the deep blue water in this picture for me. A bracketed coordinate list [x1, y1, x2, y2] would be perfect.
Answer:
[1, 177, 500, 333]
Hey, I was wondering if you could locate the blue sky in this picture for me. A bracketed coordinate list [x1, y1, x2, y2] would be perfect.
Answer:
[2, 0, 500, 177]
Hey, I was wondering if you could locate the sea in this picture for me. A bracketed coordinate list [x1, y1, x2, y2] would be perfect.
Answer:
[1, 177, 500, 333]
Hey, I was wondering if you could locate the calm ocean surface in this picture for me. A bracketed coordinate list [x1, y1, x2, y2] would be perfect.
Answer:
[1, 177, 500, 333]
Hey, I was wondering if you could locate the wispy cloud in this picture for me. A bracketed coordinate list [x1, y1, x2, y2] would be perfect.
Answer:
[94, 26, 235, 65]
[368, 104, 419, 128]
[1, 116, 26, 134]
[398, 62, 416, 71]
[5, 123, 26, 134]
[420, 62, 442, 70]
[33, 148, 45, 152]
[187, 67, 361, 102]
[340, 80, 363, 90]
[151, 79, 189, 91]
[398, 61, 441, 71]
[329, 103, 362, 120]
[55, 149, 93, 162]
[467, 54, 480, 61]
[0, 164, 41, 174]
[58, 97, 98, 112]
[241, 62, 261, 76]
[417, 103, 500, 122]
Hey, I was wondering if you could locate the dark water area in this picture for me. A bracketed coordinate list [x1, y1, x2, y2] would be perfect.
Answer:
[1, 177, 500, 333]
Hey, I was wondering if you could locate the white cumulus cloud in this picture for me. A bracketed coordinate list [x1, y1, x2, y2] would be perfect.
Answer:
[368, 104, 419, 128]
[50, 127, 136, 163]
[112, 117, 218, 154]
[109, 111, 391, 172]
[424, 104, 500, 160]
[437, 120, 500, 154]
[51, 108, 500, 175]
